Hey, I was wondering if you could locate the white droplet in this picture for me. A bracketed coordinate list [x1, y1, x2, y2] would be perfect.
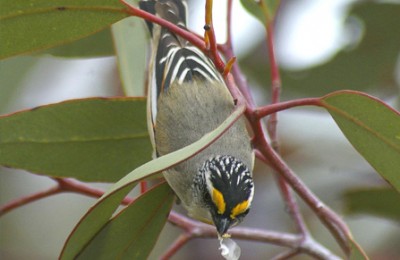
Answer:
[218, 236, 241, 260]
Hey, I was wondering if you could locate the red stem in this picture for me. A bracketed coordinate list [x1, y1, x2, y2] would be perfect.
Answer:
[0, 182, 60, 216]
[0, 178, 134, 217]
[168, 211, 340, 259]
[120, 1, 204, 51]
[205, 0, 227, 73]
[140, 181, 147, 193]
[225, 0, 233, 47]
[253, 129, 351, 254]
[254, 97, 322, 119]
[160, 233, 191, 260]
[260, 7, 312, 240]
[220, 44, 256, 108]
[265, 22, 281, 147]
[57, 178, 133, 204]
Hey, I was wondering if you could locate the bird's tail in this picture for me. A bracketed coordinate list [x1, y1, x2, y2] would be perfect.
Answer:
[139, 0, 188, 35]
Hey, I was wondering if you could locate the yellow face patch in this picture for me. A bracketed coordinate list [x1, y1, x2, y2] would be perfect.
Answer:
[230, 200, 249, 219]
[212, 188, 226, 214]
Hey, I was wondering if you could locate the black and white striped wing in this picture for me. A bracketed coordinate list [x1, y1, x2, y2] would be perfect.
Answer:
[140, 0, 224, 129]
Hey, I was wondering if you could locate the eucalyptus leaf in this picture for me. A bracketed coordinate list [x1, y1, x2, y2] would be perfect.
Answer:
[344, 188, 400, 221]
[0, 97, 151, 182]
[77, 183, 174, 260]
[112, 16, 148, 97]
[43, 28, 115, 57]
[0, 0, 130, 59]
[321, 91, 400, 192]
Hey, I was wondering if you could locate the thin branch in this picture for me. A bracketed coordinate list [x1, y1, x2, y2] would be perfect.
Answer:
[264, 21, 281, 148]
[0, 178, 134, 217]
[258, 0, 312, 242]
[119, 1, 205, 53]
[253, 133, 352, 254]
[0, 181, 60, 216]
[278, 179, 309, 234]
[56, 178, 133, 204]
[140, 181, 147, 193]
[271, 249, 300, 260]
[1, 173, 342, 259]
[168, 211, 341, 259]
[204, 0, 226, 73]
[225, 0, 234, 47]
[219, 44, 256, 108]
[254, 97, 322, 119]
[160, 233, 191, 260]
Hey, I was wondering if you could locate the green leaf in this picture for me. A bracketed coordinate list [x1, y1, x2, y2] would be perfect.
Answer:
[60, 103, 246, 259]
[0, 97, 152, 182]
[321, 91, 400, 192]
[43, 28, 115, 57]
[240, 0, 281, 25]
[344, 188, 400, 221]
[77, 183, 174, 260]
[112, 16, 148, 96]
[61, 184, 136, 260]
[0, 0, 130, 59]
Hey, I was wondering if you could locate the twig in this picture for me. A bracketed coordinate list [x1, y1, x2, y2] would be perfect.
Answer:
[258, 0, 311, 243]
[254, 138, 352, 254]
[270, 249, 300, 260]
[160, 233, 191, 260]
[0, 178, 134, 217]
[56, 178, 133, 205]
[167, 211, 341, 259]
[218, 0, 256, 107]
[254, 98, 322, 119]
[204, 0, 226, 72]
[0, 180, 60, 216]
[119, 1, 205, 53]
[264, 19, 281, 149]
[140, 181, 147, 193]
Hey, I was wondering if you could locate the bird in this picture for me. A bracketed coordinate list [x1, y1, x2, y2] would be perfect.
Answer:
[139, 0, 254, 236]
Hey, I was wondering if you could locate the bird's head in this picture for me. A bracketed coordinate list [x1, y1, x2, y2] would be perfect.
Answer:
[200, 155, 254, 236]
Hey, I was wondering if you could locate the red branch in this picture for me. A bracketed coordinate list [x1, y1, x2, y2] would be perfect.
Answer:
[0, 178, 133, 216]
[254, 97, 322, 119]
[203, 0, 226, 73]
[0, 182, 60, 216]
[1, 177, 340, 259]
[119, 0, 204, 51]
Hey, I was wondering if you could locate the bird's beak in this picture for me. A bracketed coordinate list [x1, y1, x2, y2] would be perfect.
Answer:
[213, 216, 232, 236]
